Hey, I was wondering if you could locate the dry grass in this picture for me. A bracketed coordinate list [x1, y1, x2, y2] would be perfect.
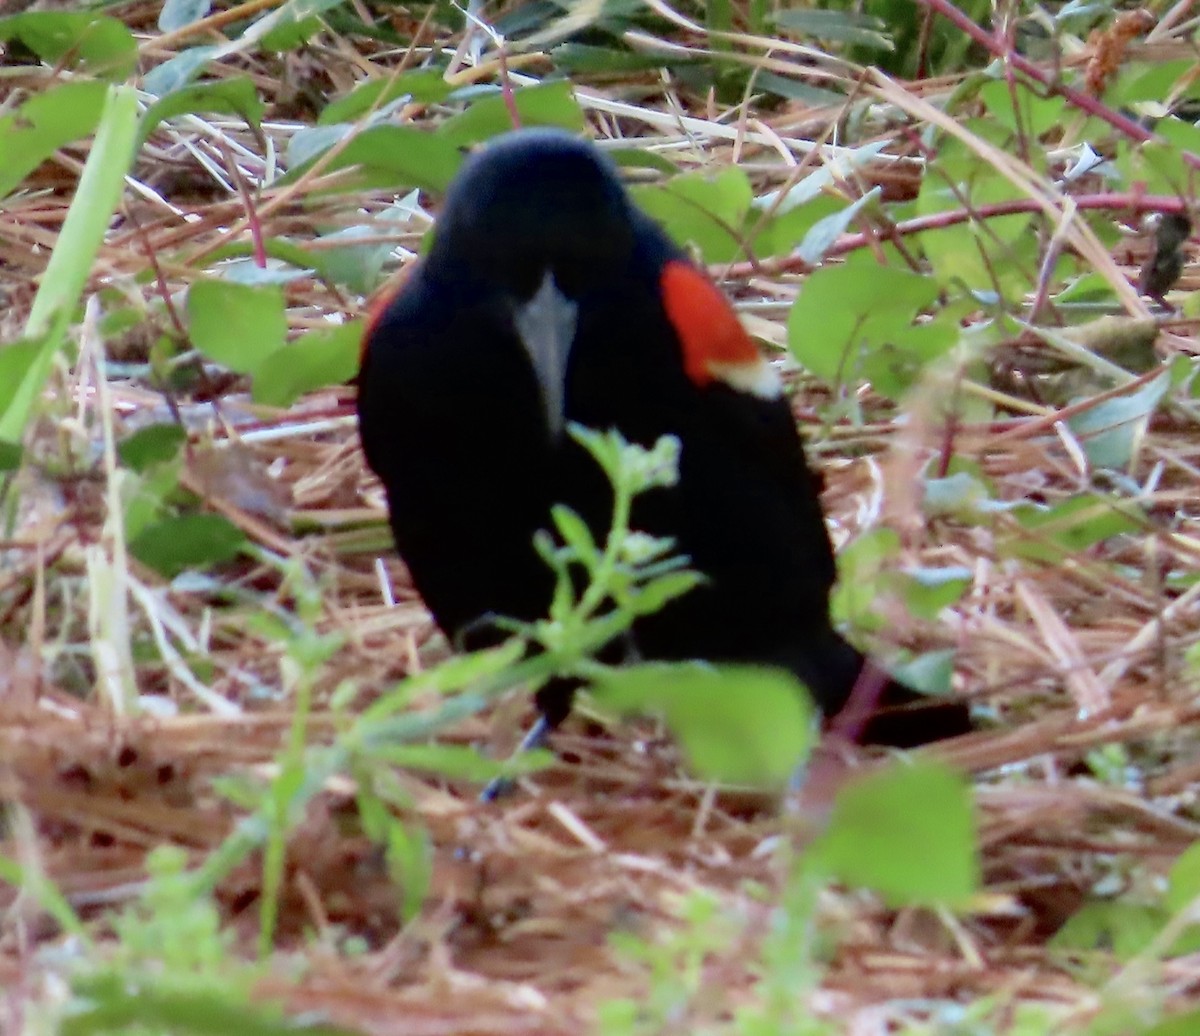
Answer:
[3, 1, 1200, 1032]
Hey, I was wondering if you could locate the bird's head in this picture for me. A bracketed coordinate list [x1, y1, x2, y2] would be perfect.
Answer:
[428, 128, 639, 300]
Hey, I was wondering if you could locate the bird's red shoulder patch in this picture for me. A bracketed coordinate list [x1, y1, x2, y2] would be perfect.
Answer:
[361, 262, 419, 360]
[659, 260, 781, 399]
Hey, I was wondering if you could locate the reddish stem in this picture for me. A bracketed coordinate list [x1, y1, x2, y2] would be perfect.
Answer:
[916, 0, 1200, 172]
[498, 47, 522, 130]
[722, 192, 1187, 279]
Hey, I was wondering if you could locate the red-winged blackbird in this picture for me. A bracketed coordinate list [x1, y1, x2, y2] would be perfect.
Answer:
[357, 128, 971, 762]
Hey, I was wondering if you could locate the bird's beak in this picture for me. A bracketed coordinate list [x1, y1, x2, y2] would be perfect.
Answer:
[512, 272, 578, 439]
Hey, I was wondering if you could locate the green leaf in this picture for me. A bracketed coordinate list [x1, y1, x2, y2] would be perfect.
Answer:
[1051, 900, 1166, 959]
[1165, 843, 1200, 915]
[139, 76, 265, 148]
[900, 566, 972, 621]
[63, 973, 348, 1036]
[551, 43, 688, 76]
[1110, 59, 1195, 106]
[922, 471, 993, 518]
[0, 79, 108, 200]
[372, 743, 551, 781]
[319, 68, 453, 125]
[811, 760, 978, 906]
[607, 148, 680, 175]
[129, 514, 247, 578]
[591, 663, 815, 788]
[142, 46, 219, 96]
[916, 139, 1035, 297]
[313, 197, 419, 291]
[0, 338, 45, 451]
[386, 820, 431, 923]
[438, 81, 585, 147]
[251, 322, 362, 407]
[830, 527, 900, 629]
[550, 504, 600, 567]
[788, 253, 945, 389]
[889, 649, 956, 697]
[186, 281, 287, 375]
[774, 8, 893, 51]
[159, 0, 211, 33]
[1008, 494, 1143, 563]
[1, 85, 138, 447]
[794, 188, 879, 265]
[978, 78, 1066, 137]
[632, 167, 753, 263]
[280, 125, 463, 193]
[0, 11, 136, 78]
[1144, 1011, 1200, 1036]
[1066, 371, 1171, 469]
[118, 424, 187, 472]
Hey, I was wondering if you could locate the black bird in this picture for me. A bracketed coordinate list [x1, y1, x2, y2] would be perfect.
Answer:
[1138, 211, 1191, 307]
[357, 129, 971, 770]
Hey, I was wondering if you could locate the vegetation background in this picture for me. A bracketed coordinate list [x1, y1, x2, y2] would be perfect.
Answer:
[2, 0, 1200, 1032]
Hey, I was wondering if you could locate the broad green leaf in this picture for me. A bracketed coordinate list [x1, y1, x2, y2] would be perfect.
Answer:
[0, 11, 136, 78]
[788, 253, 944, 388]
[607, 148, 680, 174]
[1008, 494, 1143, 563]
[978, 78, 1066, 137]
[633, 167, 753, 263]
[142, 46, 218, 96]
[438, 81, 585, 146]
[811, 760, 978, 906]
[280, 125, 462, 193]
[252, 322, 362, 407]
[831, 527, 900, 629]
[1, 86, 138, 446]
[0, 79, 108, 200]
[314, 195, 420, 291]
[1110, 60, 1195, 106]
[922, 471, 993, 518]
[203, 0, 342, 61]
[900, 566, 972, 621]
[1066, 370, 1171, 469]
[591, 663, 815, 788]
[1051, 900, 1166, 960]
[129, 514, 246, 578]
[139, 77, 265, 148]
[889, 649, 956, 697]
[186, 280, 287, 375]
[259, 11, 321, 52]
[319, 69, 453, 125]
[118, 424, 187, 472]
[862, 320, 958, 399]
[751, 193, 843, 261]
[286, 123, 351, 169]
[1165, 843, 1200, 915]
[795, 188, 879, 265]
[159, 0, 211, 32]
[1144, 1011, 1200, 1036]
[916, 136, 1035, 296]
[123, 464, 177, 542]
